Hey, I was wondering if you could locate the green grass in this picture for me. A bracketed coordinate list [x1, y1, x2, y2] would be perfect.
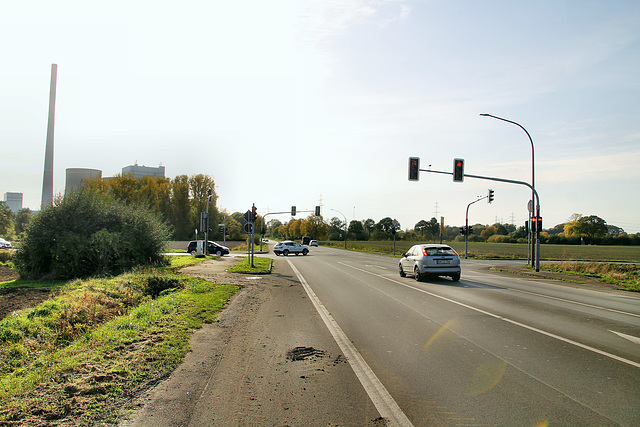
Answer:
[540, 261, 640, 292]
[0, 258, 238, 425]
[227, 256, 272, 274]
[321, 240, 640, 262]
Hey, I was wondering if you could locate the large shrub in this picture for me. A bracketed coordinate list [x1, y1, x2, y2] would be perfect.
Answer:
[14, 189, 171, 280]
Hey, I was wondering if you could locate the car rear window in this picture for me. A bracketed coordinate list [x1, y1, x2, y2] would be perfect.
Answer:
[424, 247, 456, 256]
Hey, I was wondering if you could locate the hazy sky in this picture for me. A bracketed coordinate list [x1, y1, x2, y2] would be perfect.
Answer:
[2, 0, 639, 233]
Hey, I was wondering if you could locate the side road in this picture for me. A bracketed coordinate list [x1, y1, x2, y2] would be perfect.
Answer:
[120, 256, 384, 426]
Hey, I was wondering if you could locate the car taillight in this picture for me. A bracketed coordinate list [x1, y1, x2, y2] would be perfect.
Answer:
[422, 248, 428, 256]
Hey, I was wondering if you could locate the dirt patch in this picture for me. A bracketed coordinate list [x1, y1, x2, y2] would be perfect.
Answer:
[0, 286, 53, 320]
[0, 265, 54, 320]
[0, 264, 18, 283]
[286, 346, 327, 361]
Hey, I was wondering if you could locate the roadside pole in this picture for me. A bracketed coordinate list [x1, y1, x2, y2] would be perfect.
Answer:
[464, 195, 487, 259]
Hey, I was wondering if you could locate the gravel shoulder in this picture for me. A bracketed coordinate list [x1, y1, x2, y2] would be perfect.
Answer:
[119, 256, 382, 426]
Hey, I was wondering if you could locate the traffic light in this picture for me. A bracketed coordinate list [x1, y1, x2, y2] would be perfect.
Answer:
[408, 157, 420, 181]
[453, 158, 464, 182]
[488, 189, 494, 203]
[524, 221, 529, 234]
[315, 205, 321, 216]
[459, 226, 466, 235]
[251, 205, 257, 222]
[531, 216, 538, 232]
[291, 206, 296, 216]
[536, 216, 542, 232]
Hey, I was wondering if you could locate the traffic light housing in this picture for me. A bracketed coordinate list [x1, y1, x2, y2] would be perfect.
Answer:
[315, 206, 321, 216]
[488, 189, 494, 203]
[408, 157, 420, 181]
[459, 226, 466, 235]
[291, 206, 296, 216]
[251, 205, 257, 222]
[453, 158, 464, 182]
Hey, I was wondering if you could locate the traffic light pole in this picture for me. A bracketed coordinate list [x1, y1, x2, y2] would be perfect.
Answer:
[420, 168, 541, 272]
[464, 195, 488, 259]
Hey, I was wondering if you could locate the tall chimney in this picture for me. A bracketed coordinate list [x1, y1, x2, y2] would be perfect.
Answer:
[41, 63, 57, 209]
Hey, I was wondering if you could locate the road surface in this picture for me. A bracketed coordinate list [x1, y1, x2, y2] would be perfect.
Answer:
[123, 247, 640, 426]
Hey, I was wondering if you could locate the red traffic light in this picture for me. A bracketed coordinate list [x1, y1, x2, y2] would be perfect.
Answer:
[453, 158, 464, 182]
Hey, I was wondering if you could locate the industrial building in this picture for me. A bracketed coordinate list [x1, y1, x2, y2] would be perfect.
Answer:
[3, 192, 23, 213]
[121, 163, 165, 178]
[65, 168, 102, 195]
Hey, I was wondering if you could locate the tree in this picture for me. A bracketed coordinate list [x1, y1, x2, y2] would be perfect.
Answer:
[171, 175, 192, 239]
[0, 202, 14, 237]
[301, 215, 328, 239]
[564, 213, 583, 236]
[14, 208, 33, 235]
[14, 188, 170, 280]
[575, 215, 607, 242]
[348, 220, 367, 240]
[328, 217, 345, 240]
[415, 220, 429, 236]
[425, 218, 439, 242]
[363, 219, 376, 236]
[607, 225, 625, 237]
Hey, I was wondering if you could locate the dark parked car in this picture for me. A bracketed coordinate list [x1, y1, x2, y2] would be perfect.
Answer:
[187, 240, 230, 256]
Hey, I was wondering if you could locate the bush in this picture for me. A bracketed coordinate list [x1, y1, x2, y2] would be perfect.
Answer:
[14, 189, 171, 280]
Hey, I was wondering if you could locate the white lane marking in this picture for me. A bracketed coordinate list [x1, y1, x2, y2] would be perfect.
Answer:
[366, 264, 388, 270]
[337, 262, 640, 370]
[285, 258, 413, 427]
[610, 330, 640, 345]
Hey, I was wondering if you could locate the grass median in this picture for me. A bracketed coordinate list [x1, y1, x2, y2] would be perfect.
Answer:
[227, 256, 272, 274]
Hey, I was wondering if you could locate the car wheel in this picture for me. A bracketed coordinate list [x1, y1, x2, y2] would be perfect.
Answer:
[414, 266, 422, 282]
[451, 273, 461, 282]
[283, 249, 289, 256]
[189, 250, 196, 255]
[302, 249, 309, 255]
[216, 250, 222, 256]
[399, 264, 406, 277]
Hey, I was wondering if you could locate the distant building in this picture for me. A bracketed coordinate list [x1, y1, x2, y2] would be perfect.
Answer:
[3, 192, 23, 213]
[65, 168, 102, 195]
[122, 163, 165, 179]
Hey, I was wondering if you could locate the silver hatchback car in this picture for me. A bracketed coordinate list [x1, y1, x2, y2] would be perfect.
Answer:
[399, 244, 461, 281]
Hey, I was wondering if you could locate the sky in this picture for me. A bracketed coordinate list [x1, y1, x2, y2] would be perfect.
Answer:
[1, 0, 639, 233]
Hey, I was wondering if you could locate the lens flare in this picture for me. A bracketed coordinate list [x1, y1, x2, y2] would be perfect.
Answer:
[468, 360, 507, 396]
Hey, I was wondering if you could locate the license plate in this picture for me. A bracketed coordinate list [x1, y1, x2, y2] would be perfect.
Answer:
[436, 259, 450, 264]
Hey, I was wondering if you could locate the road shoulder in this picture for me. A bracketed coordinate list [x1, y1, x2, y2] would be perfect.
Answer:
[119, 257, 382, 426]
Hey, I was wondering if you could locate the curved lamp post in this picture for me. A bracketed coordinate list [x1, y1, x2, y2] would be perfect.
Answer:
[330, 208, 347, 249]
[480, 113, 539, 271]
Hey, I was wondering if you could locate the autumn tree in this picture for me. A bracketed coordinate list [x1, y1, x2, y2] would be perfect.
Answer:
[301, 215, 328, 240]
[575, 215, 608, 242]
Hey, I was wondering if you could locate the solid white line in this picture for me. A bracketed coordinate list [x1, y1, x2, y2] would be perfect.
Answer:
[285, 258, 413, 427]
[338, 262, 640, 370]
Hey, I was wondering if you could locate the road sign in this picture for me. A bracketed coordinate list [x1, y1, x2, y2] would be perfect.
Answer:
[243, 222, 254, 234]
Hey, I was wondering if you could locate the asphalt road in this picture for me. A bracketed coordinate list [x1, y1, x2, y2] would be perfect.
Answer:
[284, 246, 640, 426]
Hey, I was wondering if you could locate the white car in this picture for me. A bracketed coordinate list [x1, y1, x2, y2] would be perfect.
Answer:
[0, 238, 11, 249]
[309, 240, 318, 247]
[399, 244, 461, 281]
[274, 241, 309, 256]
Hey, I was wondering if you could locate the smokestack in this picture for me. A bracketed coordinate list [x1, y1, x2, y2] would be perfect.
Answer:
[41, 63, 57, 209]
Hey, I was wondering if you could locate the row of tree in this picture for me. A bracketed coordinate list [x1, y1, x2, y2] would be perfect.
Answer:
[263, 214, 639, 246]
[1, 172, 637, 246]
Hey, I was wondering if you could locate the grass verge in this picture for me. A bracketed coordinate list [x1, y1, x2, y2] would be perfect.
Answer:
[539, 261, 640, 292]
[0, 257, 237, 425]
[227, 256, 272, 274]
